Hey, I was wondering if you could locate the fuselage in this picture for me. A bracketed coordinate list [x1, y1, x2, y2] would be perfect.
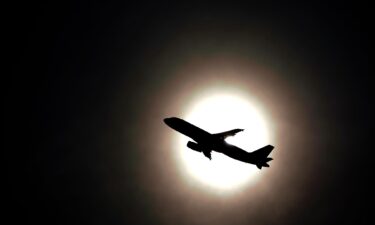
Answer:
[164, 117, 210, 141]
[164, 117, 241, 155]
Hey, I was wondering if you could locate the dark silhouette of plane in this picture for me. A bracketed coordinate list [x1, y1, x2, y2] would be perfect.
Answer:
[164, 117, 274, 169]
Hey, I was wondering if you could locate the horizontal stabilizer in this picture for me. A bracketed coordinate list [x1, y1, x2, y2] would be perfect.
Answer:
[250, 145, 274, 169]
[256, 158, 272, 169]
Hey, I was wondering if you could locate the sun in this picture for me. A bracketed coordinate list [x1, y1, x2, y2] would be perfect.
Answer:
[177, 93, 271, 192]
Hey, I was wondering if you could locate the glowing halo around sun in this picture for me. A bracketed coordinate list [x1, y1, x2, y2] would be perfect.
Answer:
[178, 93, 271, 192]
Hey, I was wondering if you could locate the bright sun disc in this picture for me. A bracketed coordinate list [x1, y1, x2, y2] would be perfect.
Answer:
[178, 94, 270, 192]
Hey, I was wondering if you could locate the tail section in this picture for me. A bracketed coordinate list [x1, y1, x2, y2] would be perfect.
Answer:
[256, 157, 273, 169]
[249, 145, 274, 169]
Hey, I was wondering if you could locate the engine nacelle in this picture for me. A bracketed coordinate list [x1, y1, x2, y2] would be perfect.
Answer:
[187, 141, 203, 152]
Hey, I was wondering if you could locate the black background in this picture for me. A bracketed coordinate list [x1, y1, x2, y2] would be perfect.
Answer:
[7, 2, 372, 225]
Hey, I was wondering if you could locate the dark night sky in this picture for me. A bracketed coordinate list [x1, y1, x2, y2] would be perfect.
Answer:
[7, 2, 372, 225]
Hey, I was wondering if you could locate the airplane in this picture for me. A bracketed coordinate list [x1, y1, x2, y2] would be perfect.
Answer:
[164, 117, 274, 169]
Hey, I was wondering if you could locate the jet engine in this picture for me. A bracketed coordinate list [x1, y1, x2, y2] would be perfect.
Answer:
[187, 141, 204, 152]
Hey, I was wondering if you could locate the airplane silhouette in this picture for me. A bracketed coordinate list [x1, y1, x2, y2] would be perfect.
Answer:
[164, 117, 274, 169]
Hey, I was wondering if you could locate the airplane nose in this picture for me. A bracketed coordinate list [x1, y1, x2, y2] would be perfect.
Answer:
[163, 118, 172, 125]
[164, 117, 178, 127]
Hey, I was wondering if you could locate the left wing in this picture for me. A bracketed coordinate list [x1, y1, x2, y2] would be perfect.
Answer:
[213, 129, 244, 139]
